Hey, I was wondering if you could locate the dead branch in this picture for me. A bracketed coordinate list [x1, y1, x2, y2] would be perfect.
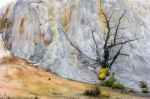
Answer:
[58, 28, 97, 62]
[109, 45, 123, 69]
[114, 10, 126, 44]
[91, 29, 101, 63]
[108, 39, 137, 48]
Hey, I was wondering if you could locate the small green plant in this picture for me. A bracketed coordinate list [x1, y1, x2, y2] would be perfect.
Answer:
[101, 78, 115, 87]
[83, 85, 101, 97]
[140, 81, 147, 88]
[129, 89, 136, 93]
[101, 77, 126, 92]
[142, 88, 149, 93]
[112, 83, 125, 90]
[140, 81, 149, 93]
[139, 81, 149, 93]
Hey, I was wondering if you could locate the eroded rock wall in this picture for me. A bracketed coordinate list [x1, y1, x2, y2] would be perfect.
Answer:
[1, 0, 150, 91]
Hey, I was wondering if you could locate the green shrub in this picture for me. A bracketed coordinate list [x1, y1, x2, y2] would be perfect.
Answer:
[101, 77, 126, 92]
[142, 88, 149, 93]
[83, 86, 101, 97]
[139, 81, 149, 93]
[101, 78, 115, 87]
[140, 81, 147, 88]
[112, 83, 125, 90]
[129, 89, 136, 93]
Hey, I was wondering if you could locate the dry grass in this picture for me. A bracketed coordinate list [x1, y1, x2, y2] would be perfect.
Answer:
[83, 85, 101, 97]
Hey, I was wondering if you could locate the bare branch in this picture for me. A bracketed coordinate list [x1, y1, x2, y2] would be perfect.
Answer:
[91, 30, 101, 62]
[108, 38, 137, 48]
[58, 28, 97, 62]
[120, 53, 129, 56]
[116, 37, 126, 40]
[108, 10, 114, 22]
[109, 45, 123, 69]
[114, 10, 126, 44]
[118, 27, 128, 30]
[103, 16, 111, 49]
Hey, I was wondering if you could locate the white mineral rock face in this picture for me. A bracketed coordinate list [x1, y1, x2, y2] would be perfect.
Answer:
[1, 0, 150, 91]
[0, 0, 14, 8]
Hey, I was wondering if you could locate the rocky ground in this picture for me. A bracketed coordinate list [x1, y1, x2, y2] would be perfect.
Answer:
[0, 56, 148, 99]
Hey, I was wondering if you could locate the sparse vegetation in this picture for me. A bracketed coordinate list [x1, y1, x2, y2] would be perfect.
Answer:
[101, 78, 115, 87]
[140, 81, 147, 88]
[83, 85, 101, 97]
[128, 89, 136, 94]
[142, 88, 149, 93]
[101, 76, 126, 92]
[139, 81, 149, 93]
[112, 83, 125, 90]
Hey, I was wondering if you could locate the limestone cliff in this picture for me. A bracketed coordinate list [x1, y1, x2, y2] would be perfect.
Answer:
[1, 0, 150, 91]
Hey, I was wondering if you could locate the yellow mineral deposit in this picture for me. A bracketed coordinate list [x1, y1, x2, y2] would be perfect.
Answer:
[96, 0, 107, 33]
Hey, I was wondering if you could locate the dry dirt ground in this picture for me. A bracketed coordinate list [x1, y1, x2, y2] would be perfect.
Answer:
[0, 56, 149, 99]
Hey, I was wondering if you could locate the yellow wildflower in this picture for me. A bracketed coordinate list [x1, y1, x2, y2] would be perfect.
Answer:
[99, 68, 108, 75]
[99, 73, 106, 80]
[98, 68, 109, 80]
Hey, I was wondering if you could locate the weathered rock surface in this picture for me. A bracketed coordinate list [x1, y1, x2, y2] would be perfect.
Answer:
[0, 34, 10, 58]
[1, 0, 150, 91]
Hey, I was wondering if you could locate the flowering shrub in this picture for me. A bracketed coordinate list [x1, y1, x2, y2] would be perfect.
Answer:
[98, 68, 109, 80]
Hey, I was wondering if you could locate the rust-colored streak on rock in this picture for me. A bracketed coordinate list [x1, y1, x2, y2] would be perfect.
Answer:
[0, 3, 14, 30]
[44, 39, 51, 46]
[19, 17, 28, 38]
[39, 32, 45, 41]
[5, 4, 11, 18]
[39, 32, 52, 46]
[61, 1, 76, 32]
[96, 0, 107, 33]
[0, 15, 6, 31]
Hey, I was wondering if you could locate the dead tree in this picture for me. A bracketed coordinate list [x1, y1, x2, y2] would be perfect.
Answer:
[59, 9, 136, 70]
[99, 9, 137, 69]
